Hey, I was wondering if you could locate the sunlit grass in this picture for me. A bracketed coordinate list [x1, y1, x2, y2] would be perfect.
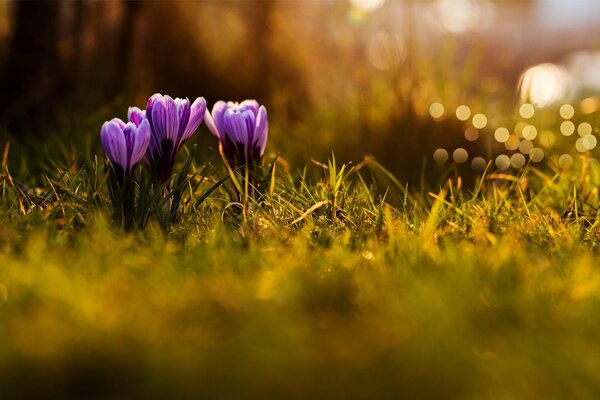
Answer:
[1, 144, 599, 397]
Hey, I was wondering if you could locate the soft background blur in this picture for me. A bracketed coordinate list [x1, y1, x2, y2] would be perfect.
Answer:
[0, 0, 599, 183]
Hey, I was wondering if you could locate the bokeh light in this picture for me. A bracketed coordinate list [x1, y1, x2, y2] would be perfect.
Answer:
[453, 148, 469, 164]
[522, 125, 538, 140]
[519, 139, 533, 154]
[559, 104, 575, 119]
[472, 113, 487, 129]
[433, 148, 449, 164]
[495, 155, 510, 170]
[350, 0, 386, 12]
[558, 154, 574, 169]
[530, 148, 545, 163]
[580, 97, 600, 114]
[575, 138, 586, 153]
[519, 103, 535, 119]
[577, 122, 592, 137]
[471, 157, 487, 172]
[429, 102, 445, 119]
[514, 122, 527, 137]
[505, 135, 520, 151]
[494, 127, 510, 143]
[560, 121, 575, 136]
[538, 130, 556, 148]
[510, 153, 526, 169]
[464, 127, 479, 141]
[456, 105, 471, 121]
[519, 63, 571, 108]
[432, 0, 495, 34]
[582, 134, 597, 150]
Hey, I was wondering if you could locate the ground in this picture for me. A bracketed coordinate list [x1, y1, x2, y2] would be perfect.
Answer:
[1, 150, 600, 398]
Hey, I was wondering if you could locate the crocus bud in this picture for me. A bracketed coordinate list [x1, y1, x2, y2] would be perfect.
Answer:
[100, 118, 151, 183]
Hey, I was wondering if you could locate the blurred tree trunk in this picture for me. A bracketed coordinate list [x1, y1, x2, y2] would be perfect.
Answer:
[247, 0, 272, 101]
[0, 1, 62, 134]
[112, 0, 139, 96]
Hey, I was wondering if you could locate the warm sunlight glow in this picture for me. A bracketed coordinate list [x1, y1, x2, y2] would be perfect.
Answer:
[519, 63, 571, 108]
[432, 0, 495, 34]
[350, 0, 386, 12]
[366, 31, 405, 70]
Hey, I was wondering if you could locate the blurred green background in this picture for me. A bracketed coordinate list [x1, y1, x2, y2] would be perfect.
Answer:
[0, 0, 599, 183]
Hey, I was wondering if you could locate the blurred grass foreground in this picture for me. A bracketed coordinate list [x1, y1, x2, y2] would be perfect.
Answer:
[1, 0, 600, 398]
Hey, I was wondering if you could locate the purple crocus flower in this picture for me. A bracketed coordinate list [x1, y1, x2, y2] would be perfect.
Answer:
[204, 100, 268, 168]
[128, 106, 146, 127]
[100, 118, 151, 184]
[145, 94, 206, 182]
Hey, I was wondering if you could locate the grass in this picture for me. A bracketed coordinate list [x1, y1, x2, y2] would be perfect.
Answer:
[1, 141, 600, 398]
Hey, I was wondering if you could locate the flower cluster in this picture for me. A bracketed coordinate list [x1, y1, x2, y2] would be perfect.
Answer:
[100, 93, 269, 227]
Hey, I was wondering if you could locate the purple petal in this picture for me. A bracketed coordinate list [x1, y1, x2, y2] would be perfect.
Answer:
[212, 101, 228, 138]
[223, 109, 248, 145]
[239, 99, 259, 116]
[123, 122, 138, 170]
[149, 95, 179, 144]
[110, 118, 127, 129]
[101, 121, 127, 169]
[175, 98, 191, 143]
[131, 119, 151, 167]
[254, 105, 268, 156]
[128, 107, 145, 127]
[182, 97, 206, 141]
[241, 109, 256, 147]
[145, 93, 162, 137]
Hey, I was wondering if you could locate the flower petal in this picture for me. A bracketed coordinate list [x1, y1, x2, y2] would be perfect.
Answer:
[223, 109, 248, 145]
[254, 105, 268, 157]
[145, 93, 161, 128]
[128, 107, 145, 127]
[182, 97, 206, 141]
[122, 122, 138, 170]
[110, 118, 127, 129]
[131, 119, 151, 167]
[175, 98, 191, 142]
[241, 109, 256, 149]
[101, 121, 127, 169]
[211, 101, 228, 138]
[239, 99, 259, 116]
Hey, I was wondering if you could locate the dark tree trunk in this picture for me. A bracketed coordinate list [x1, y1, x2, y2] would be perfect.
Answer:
[0, 1, 63, 135]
